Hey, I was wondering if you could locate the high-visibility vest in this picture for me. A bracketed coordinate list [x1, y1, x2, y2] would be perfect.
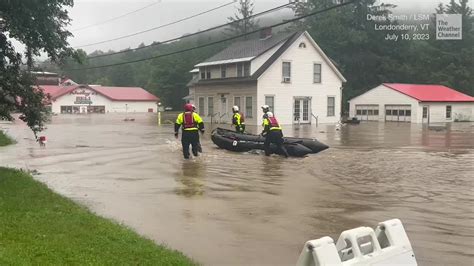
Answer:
[233, 112, 245, 126]
[263, 116, 282, 131]
[176, 112, 203, 131]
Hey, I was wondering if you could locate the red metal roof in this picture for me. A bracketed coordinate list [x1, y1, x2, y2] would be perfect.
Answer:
[39, 85, 159, 102]
[383, 83, 474, 102]
[40, 85, 77, 102]
[92, 86, 158, 101]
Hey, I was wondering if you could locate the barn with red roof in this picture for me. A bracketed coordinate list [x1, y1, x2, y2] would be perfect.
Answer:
[40, 84, 159, 114]
[349, 83, 474, 123]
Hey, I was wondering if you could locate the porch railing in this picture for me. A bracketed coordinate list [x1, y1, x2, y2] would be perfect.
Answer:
[311, 113, 318, 127]
[210, 112, 220, 129]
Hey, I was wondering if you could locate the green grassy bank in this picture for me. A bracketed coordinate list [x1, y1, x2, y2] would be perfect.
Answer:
[0, 130, 14, 146]
[0, 167, 197, 265]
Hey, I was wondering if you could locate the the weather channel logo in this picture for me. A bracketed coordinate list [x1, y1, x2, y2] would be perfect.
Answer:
[436, 14, 462, 40]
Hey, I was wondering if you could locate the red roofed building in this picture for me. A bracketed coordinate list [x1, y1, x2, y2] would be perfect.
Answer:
[349, 83, 474, 123]
[40, 84, 159, 114]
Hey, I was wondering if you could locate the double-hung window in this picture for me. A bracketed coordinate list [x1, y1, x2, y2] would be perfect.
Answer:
[207, 97, 214, 116]
[245, 96, 253, 118]
[327, 97, 335, 116]
[282, 61, 291, 83]
[313, 63, 321, 83]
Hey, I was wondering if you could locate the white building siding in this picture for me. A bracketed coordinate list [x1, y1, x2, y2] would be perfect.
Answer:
[108, 101, 157, 113]
[349, 85, 419, 122]
[193, 84, 258, 124]
[417, 102, 474, 123]
[225, 64, 237, 78]
[51, 93, 156, 113]
[209, 66, 221, 79]
[452, 103, 474, 121]
[257, 33, 343, 125]
[251, 42, 284, 75]
[350, 85, 474, 123]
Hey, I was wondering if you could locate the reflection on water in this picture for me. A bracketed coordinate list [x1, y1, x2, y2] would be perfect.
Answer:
[1, 114, 473, 266]
[176, 160, 206, 197]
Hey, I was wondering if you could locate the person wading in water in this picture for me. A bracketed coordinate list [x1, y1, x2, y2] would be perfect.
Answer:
[261, 107, 289, 158]
[175, 104, 204, 159]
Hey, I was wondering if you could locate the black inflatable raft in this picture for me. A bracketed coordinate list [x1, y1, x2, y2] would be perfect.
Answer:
[211, 128, 328, 157]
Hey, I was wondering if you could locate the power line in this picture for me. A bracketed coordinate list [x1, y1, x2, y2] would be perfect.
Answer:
[72, 1, 162, 32]
[86, 2, 293, 59]
[74, 1, 235, 48]
[65, 0, 357, 71]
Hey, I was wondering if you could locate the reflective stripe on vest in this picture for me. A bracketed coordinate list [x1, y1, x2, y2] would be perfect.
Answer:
[183, 112, 198, 130]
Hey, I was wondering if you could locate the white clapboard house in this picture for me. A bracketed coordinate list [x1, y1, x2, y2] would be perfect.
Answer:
[187, 29, 346, 125]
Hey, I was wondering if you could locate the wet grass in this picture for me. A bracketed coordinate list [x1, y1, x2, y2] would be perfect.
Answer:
[0, 130, 14, 146]
[0, 167, 198, 265]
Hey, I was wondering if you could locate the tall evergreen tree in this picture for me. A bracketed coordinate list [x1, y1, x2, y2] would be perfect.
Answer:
[226, 0, 258, 37]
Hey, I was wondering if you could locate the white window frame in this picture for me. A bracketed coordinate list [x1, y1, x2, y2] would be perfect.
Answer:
[200, 67, 205, 80]
[264, 95, 275, 115]
[313, 63, 322, 83]
[221, 65, 226, 78]
[243, 62, 250, 77]
[327, 96, 336, 117]
[207, 96, 214, 117]
[446, 105, 452, 119]
[198, 97, 205, 116]
[234, 96, 241, 111]
[282, 61, 291, 83]
[237, 63, 243, 77]
[245, 96, 253, 118]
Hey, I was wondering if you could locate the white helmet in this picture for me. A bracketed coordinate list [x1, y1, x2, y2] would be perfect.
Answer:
[232, 105, 239, 112]
[266, 112, 274, 117]
[191, 104, 196, 111]
[261, 105, 269, 112]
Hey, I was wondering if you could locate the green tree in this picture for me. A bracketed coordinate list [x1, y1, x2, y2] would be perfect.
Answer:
[0, 0, 78, 137]
[297, 0, 409, 109]
[226, 0, 259, 37]
[422, 0, 474, 95]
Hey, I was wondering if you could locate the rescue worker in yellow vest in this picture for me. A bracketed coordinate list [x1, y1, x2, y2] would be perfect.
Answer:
[231, 105, 245, 133]
[175, 104, 204, 159]
[192, 104, 203, 153]
[261, 107, 289, 158]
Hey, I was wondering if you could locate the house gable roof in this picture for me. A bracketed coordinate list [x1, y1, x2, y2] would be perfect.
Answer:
[383, 83, 474, 102]
[192, 31, 346, 86]
[196, 31, 295, 66]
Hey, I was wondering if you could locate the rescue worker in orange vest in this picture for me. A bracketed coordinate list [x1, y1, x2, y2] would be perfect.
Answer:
[175, 104, 204, 159]
[231, 105, 245, 133]
[191, 104, 203, 153]
[261, 107, 289, 158]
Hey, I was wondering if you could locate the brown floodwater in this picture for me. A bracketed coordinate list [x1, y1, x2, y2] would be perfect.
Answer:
[1, 113, 473, 265]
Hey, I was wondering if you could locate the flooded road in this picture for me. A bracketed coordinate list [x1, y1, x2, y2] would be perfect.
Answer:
[1, 114, 473, 265]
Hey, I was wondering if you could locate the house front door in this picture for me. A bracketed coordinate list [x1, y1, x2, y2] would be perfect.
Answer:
[220, 96, 228, 123]
[294, 98, 311, 124]
[422, 106, 429, 123]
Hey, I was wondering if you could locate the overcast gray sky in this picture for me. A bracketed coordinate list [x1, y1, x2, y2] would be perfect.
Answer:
[13, 0, 463, 59]
[64, 0, 461, 53]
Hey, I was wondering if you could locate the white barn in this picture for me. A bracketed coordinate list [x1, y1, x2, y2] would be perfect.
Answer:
[349, 83, 474, 123]
[187, 30, 346, 125]
[41, 84, 159, 114]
